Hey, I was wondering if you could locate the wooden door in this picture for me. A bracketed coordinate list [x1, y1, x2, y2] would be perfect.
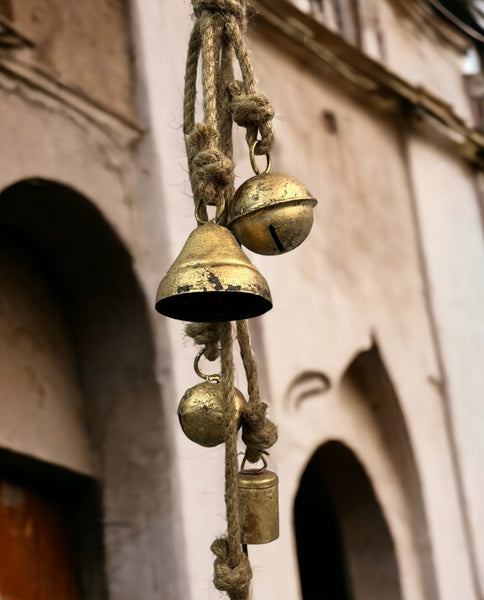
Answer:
[0, 480, 79, 600]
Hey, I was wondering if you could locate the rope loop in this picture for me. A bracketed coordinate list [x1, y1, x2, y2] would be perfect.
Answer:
[211, 538, 252, 599]
[194, 0, 245, 22]
[185, 322, 220, 361]
[228, 80, 275, 155]
[242, 402, 278, 464]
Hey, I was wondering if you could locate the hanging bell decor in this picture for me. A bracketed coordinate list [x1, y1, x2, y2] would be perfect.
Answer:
[227, 144, 318, 255]
[156, 222, 272, 322]
[178, 349, 247, 447]
[154, 1, 316, 598]
[238, 456, 279, 545]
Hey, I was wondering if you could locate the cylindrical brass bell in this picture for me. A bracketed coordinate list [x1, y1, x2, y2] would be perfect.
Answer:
[238, 466, 279, 544]
[155, 222, 272, 322]
[227, 172, 317, 255]
[178, 382, 246, 447]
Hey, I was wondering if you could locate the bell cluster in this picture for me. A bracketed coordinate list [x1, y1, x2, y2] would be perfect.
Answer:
[155, 168, 317, 323]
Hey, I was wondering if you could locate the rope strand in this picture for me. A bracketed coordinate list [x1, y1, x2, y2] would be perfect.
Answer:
[182, 4, 278, 598]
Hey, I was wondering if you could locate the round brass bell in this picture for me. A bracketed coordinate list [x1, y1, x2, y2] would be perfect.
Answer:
[227, 172, 317, 255]
[155, 222, 272, 322]
[178, 382, 247, 447]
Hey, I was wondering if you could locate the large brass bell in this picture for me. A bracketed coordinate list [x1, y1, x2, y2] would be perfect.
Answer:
[238, 458, 279, 544]
[177, 350, 247, 447]
[155, 222, 272, 322]
[227, 148, 317, 255]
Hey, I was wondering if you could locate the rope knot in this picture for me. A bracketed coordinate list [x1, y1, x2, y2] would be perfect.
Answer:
[185, 322, 220, 361]
[211, 538, 252, 599]
[194, 0, 245, 21]
[186, 124, 235, 207]
[242, 402, 278, 463]
[229, 82, 274, 127]
[228, 81, 275, 155]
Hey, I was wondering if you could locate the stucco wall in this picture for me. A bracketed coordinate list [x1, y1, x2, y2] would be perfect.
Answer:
[131, 2, 483, 599]
[0, 0, 482, 599]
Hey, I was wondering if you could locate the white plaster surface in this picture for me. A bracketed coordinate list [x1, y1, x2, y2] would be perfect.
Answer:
[0, 1, 482, 599]
[408, 136, 484, 596]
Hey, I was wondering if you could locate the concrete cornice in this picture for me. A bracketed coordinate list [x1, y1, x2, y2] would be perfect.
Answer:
[250, 0, 484, 170]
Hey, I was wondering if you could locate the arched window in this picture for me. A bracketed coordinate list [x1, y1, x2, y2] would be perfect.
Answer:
[294, 440, 402, 600]
[0, 179, 180, 599]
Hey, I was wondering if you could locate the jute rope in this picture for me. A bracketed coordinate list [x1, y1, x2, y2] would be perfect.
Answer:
[184, 0, 275, 224]
[237, 320, 278, 464]
[212, 322, 252, 599]
[183, 2, 278, 598]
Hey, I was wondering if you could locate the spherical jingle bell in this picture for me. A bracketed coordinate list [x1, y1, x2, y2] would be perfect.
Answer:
[177, 351, 247, 447]
[227, 148, 317, 255]
[178, 382, 246, 447]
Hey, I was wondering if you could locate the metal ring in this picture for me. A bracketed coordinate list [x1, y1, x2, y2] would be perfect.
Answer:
[194, 348, 221, 382]
[240, 453, 267, 474]
[249, 141, 271, 176]
[195, 195, 226, 225]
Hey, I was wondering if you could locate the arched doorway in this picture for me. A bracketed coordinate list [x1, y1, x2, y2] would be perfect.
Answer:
[294, 440, 402, 600]
[0, 179, 183, 599]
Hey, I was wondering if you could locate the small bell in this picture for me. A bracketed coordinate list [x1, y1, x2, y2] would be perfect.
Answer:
[227, 172, 317, 256]
[178, 381, 246, 447]
[238, 460, 279, 544]
[155, 222, 272, 322]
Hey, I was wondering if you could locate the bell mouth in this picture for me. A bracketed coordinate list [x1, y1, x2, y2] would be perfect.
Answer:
[155, 290, 272, 323]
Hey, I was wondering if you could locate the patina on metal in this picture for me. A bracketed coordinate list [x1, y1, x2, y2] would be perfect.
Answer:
[155, 222, 272, 322]
[238, 459, 279, 545]
[177, 349, 247, 447]
[227, 147, 317, 255]
[178, 381, 247, 447]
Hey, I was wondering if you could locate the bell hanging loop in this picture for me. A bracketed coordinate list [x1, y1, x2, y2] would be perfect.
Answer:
[195, 193, 226, 226]
[194, 348, 221, 382]
[250, 141, 272, 176]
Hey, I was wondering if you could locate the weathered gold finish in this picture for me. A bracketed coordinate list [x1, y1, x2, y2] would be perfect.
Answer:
[238, 464, 279, 544]
[178, 381, 247, 447]
[155, 222, 272, 322]
[227, 172, 317, 255]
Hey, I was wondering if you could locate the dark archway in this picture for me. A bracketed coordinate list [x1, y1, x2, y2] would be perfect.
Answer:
[294, 440, 402, 600]
[0, 179, 184, 600]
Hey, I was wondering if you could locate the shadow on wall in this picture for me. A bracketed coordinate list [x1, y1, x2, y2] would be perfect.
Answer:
[0, 178, 184, 600]
[294, 343, 438, 600]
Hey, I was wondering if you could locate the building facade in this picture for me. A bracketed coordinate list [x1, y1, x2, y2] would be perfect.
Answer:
[0, 1, 482, 599]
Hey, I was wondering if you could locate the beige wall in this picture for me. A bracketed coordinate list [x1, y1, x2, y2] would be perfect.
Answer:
[0, 1, 482, 599]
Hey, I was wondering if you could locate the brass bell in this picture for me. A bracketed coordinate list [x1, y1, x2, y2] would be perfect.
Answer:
[178, 382, 247, 447]
[155, 222, 272, 322]
[238, 461, 279, 544]
[227, 172, 317, 255]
